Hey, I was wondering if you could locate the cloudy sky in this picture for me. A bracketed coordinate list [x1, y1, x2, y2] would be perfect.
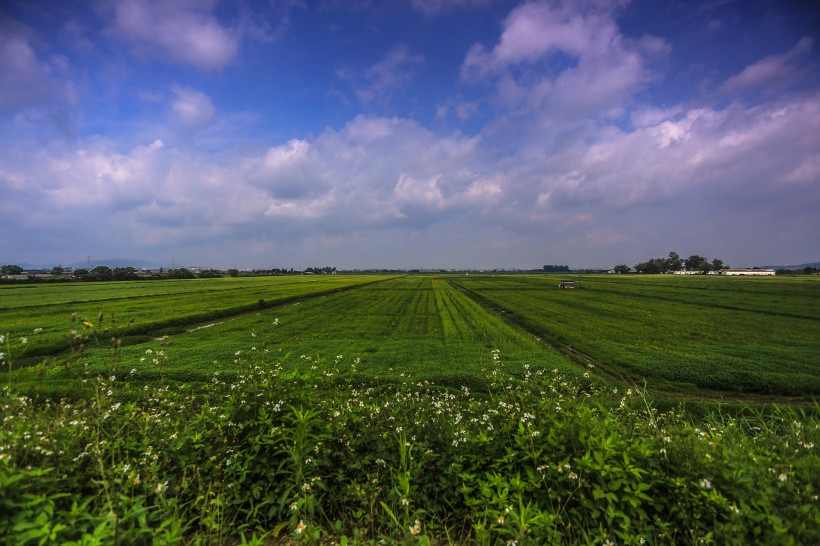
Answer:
[1, 0, 818, 270]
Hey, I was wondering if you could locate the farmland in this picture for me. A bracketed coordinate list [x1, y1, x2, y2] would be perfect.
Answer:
[0, 275, 387, 357]
[5, 276, 581, 394]
[454, 275, 820, 398]
[1, 274, 818, 544]
[2, 274, 819, 399]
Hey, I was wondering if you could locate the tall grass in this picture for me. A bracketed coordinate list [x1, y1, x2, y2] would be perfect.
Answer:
[1, 336, 817, 544]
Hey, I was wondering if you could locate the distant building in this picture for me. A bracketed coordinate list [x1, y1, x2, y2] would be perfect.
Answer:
[717, 268, 775, 276]
[558, 280, 576, 289]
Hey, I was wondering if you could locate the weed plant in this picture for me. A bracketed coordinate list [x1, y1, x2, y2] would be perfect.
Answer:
[1, 333, 817, 544]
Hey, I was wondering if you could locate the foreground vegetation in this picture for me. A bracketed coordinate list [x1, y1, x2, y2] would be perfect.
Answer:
[2, 342, 818, 545]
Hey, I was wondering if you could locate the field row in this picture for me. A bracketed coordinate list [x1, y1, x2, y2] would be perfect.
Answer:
[3, 274, 819, 400]
[0, 275, 388, 352]
[582, 275, 820, 320]
[453, 275, 820, 396]
[7, 276, 582, 395]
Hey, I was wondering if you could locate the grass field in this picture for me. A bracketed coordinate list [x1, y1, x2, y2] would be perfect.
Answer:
[1, 274, 818, 544]
[0, 275, 387, 357]
[2, 274, 819, 399]
[5, 276, 582, 395]
[454, 275, 820, 398]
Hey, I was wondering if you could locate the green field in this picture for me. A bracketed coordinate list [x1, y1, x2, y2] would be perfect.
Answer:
[0, 275, 387, 357]
[2, 274, 818, 544]
[2, 274, 819, 399]
[454, 275, 820, 398]
[4, 276, 582, 394]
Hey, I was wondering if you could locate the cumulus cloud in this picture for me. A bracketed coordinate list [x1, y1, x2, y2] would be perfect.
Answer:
[339, 45, 424, 104]
[104, 0, 239, 70]
[720, 37, 814, 96]
[0, 30, 51, 116]
[170, 85, 216, 133]
[2, 88, 819, 267]
[247, 139, 321, 200]
[535, 94, 820, 212]
[461, 0, 666, 120]
[0, 20, 76, 129]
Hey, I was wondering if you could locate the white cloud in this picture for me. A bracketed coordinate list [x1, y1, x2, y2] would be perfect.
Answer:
[339, 46, 424, 103]
[2, 89, 819, 267]
[247, 139, 319, 199]
[721, 37, 814, 96]
[106, 0, 239, 70]
[460, 0, 667, 120]
[170, 85, 216, 132]
[0, 22, 76, 130]
[0, 32, 51, 116]
[394, 174, 446, 213]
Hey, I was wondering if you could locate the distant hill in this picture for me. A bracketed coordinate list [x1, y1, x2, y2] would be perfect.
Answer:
[765, 261, 820, 270]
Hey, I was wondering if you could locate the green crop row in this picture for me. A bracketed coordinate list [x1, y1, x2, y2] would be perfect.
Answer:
[0, 275, 390, 357]
[4, 276, 583, 397]
[453, 275, 820, 397]
[577, 275, 820, 320]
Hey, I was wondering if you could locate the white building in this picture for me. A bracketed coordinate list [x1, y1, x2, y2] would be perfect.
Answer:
[717, 268, 776, 276]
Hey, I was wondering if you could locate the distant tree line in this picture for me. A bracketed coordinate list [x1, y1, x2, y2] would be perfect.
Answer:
[775, 267, 818, 276]
[0, 264, 236, 283]
[1, 264, 25, 275]
[614, 252, 726, 274]
[542, 264, 570, 273]
[2, 263, 346, 283]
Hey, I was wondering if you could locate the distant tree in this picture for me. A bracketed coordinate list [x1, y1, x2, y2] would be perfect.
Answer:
[613, 264, 631, 274]
[112, 267, 138, 281]
[227, 268, 239, 278]
[89, 266, 113, 281]
[51, 266, 65, 275]
[73, 268, 89, 279]
[712, 259, 725, 271]
[666, 252, 683, 272]
[684, 255, 709, 272]
[198, 269, 223, 278]
[542, 265, 570, 273]
[167, 268, 195, 279]
[804, 266, 817, 275]
[1, 265, 23, 275]
[635, 258, 666, 274]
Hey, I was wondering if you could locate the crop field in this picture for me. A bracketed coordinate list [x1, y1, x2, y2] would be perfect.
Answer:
[2, 273, 819, 399]
[453, 275, 820, 397]
[0, 275, 387, 356]
[6, 276, 581, 394]
[2, 274, 818, 544]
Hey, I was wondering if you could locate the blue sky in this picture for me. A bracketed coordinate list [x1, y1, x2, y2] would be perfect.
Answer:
[1, 0, 818, 270]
